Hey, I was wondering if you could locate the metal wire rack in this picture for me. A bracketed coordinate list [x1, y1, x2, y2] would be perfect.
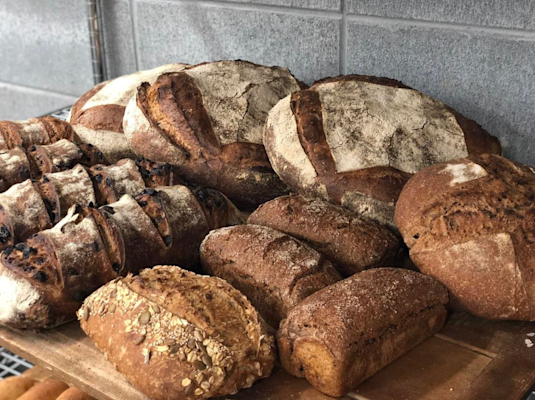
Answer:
[0, 348, 33, 379]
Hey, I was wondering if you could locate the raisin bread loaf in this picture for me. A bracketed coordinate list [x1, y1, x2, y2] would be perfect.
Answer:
[396, 154, 535, 321]
[200, 224, 341, 327]
[123, 60, 301, 208]
[69, 64, 188, 162]
[0, 117, 74, 151]
[248, 195, 400, 277]
[263, 75, 502, 227]
[78, 266, 275, 400]
[278, 268, 448, 397]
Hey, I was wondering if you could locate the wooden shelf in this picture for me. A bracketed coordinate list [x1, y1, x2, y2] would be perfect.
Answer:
[0, 312, 533, 400]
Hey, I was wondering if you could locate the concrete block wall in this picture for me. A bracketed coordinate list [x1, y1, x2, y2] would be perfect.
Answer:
[1, 0, 534, 165]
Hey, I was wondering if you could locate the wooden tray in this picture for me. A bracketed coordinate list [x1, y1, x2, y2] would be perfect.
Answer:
[0, 312, 533, 400]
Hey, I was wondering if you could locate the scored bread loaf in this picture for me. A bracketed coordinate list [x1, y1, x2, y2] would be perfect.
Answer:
[0, 184, 243, 329]
[0, 376, 36, 400]
[200, 224, 341, 327]
[78, 266, 276, 400]
[396, 154, 535, 321]
[0, 158, 179, 251]
[278, 268, 448, 397]
[248, 195, 400, 277]
[123, 60, 301, 208]
[263, 75, 502, 227]
[15, 379, 69, 400]
[69, 64, 188, 162]
[0, 116, 74, 151]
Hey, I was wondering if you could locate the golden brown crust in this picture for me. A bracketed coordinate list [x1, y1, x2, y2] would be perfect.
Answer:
[15, 379, 69, 400]
[248, 195, 400, 277]
[277, 268, 448, 396]
[78, 266, 276, 400]
[55, 387, 96, 400]
[69, 81, 108, 128]
[396, 154, 535, 320]
[200, 224, 341, 327]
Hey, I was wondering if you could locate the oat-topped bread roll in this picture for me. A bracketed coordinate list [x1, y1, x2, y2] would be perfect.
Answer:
[0, 184, 242, 329]
[0, 116, 74, 151]
[200, 224, 341, 327]
[123, 60, 301, 208]
[78, 266, 275, 400]
[396, 154, 535, 321]
[69, 64, 188, 162]
[248, 195, 400, 277]
[264, 75, 502, 227]
[278, 268, 448, 397]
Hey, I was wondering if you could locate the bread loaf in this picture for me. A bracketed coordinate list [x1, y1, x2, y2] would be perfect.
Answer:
[55, 387, 96, 400]
[263, 75, 502, 227]
[69, 64, 188, 162]
[248, 195, 400, 277]
[278, 268, 448, 397]
[123, 60, 301, 208]
[0, 117, 74, 151]
[396, 153, 535, 321]
[0, 184, 242, 329]
[15, 378, 69, 400]
[0, 376, 36, 400]
[200, 224, 341, 327]
[78, 265, 275, 400]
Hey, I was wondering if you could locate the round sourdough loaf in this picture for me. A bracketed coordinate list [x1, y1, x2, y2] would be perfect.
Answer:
[78, 265, 276, 400]
[395, 154, 535, 321]
[69, 64, 188, 162]
[123, 60, 301, 208]
[263, 75, 502, 227]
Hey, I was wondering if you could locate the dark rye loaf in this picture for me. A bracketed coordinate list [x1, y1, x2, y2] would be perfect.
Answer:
[278, 268, 448, 397]
[264, 75, 501, 228]
[123, 60, 301, 209]
[78, 266, 275, 400]
[248, 195, 400, 277]
[396, 153, 535, 321]
[200, 224, 341, 328]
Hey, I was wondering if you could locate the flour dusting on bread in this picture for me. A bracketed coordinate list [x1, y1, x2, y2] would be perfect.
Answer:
[0, 267, 40, 324]
[441, 162, 487, 186]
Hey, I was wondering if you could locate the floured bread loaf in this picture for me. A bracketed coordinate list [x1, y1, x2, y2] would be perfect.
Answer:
[78, 266, 275, 400]
[248, 195, 400, 277]
[0, 116, 74, 151]
[264, 75, 502, 227]
[123, 60, 301, 208]
[278, 268, 448, 397]
[200, 224, 341, 327]
[396, 154, 535, 321]
[0, 184, 243, 329]
[69, 64, 188, 162]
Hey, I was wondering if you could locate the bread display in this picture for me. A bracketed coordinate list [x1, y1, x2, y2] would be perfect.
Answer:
[200, 224, 341, 327]
[0, 117, 74, 151]
[78, 265, 275, 400]
[0, 183, 242, 329]
[396, 153, 535, 321]
[123, 60, 301, 208]
[69, 64, 189, 163]
[278, 268, 448, 397]
[15, 379, 69, 400]
[263, 75, 502, 227]
[0, 158, 179, 251]
[0, 376, 36, 400]
[248, 195, 400, 277]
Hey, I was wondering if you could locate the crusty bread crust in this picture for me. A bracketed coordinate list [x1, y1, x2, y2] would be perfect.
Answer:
[0, 117, 74, 152]
[78, 266, 276, 400]
[396, 154, 535, 320]
[248, 195, 400, 277]
[277, 268, 448, 397]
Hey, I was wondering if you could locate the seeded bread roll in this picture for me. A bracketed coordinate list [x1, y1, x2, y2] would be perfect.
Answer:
[248, 195, 400, 277]
[396, 154, 535, 321]
[0, 117, 74, 151]
[263, 75, 502, 227]
[200, 224, 341, 327]
[123, 60, 301, 209]
[0, 376, 36, 400]
[55, 387, 96, 400]
[278, 268, 448, 397]
[78, 265, 276, 400]
[15, 379, 69, 400]
[69, 64, 188, 163]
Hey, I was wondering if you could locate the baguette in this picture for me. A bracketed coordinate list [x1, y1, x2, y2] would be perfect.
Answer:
[15, 378, 69, 400]
[0, 376, 36, 400]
